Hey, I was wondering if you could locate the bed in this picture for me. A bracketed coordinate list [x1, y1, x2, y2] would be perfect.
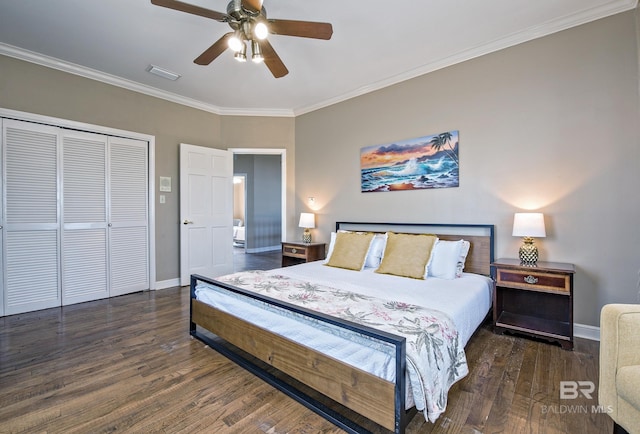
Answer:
[233, 218, 245, 246]
[190, 222, 495, 433]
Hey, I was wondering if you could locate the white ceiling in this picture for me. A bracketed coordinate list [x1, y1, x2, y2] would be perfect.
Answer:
[0, 0, 637, 117]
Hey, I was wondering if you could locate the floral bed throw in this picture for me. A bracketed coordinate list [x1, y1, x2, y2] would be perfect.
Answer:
[216, 270, 468, 423]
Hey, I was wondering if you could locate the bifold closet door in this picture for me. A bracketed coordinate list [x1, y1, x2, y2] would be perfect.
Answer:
[2, 118, 149, 315]
[62, 133, 149, 301]
[2, 119, 61, 315]
[61, 131, 109, 305]
[109, 137, 149, 297]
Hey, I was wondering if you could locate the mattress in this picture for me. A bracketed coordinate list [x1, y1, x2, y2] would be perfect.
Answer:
[277, 261, 493, 346]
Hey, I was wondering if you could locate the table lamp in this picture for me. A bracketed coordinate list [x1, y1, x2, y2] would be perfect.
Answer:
[512, 212, 546, 265]
[299, 213, 315, 243]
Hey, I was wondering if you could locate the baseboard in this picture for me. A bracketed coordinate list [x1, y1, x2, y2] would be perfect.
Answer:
[155, 278, 181, 290]
[246, 245, 281, 253]
[574, 323, 600, 341]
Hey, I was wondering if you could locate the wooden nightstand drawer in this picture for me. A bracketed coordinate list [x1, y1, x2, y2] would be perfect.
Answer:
[281, 242, 326, 267]
[496, 269, 570, 293]
[491, 259, 575, 350]
[283, 244, 307, 258]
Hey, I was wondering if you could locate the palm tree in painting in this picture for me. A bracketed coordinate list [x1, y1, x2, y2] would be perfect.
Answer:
[429, 132, 459, 167]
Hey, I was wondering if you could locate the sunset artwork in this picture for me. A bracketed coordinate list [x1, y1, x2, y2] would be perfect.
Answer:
[361, 130, 459, 192]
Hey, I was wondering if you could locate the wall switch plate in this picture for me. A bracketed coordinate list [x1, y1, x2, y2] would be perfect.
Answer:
[159, 195, 166, 204]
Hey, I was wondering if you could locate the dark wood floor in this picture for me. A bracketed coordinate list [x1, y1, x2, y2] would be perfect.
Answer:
[0, 252, 613, 433]
[233, 246, 282, 272]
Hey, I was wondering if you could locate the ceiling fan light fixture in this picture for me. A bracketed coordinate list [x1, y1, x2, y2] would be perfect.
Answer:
[228, 30, 244, 52]
[253, 21, 268, 40]
[251, 40, 264, 63]
[234, 42, 247, 62]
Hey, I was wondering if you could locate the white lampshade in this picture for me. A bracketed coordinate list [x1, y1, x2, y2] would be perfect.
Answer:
[512, 213, 546, 238]
[298, 213, 315, 229]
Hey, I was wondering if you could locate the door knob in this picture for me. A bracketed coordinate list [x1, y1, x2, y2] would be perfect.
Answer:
[183, 219, 194, 225]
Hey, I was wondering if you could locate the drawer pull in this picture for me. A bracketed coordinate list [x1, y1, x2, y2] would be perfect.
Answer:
[524, 275, 539, 284]
[291, 248, 297, 254]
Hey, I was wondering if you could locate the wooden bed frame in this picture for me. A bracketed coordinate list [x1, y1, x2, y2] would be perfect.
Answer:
[190, 222, 495, 433]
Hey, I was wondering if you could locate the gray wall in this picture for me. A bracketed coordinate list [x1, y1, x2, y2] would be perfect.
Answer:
[0, 55, 295, 283]
[294, 10, 640, 328]
[234, 154, 282, 251]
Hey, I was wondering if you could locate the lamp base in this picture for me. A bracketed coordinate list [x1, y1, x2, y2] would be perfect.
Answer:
[519, 237, 539, 264]
[302, 229, 312, 244]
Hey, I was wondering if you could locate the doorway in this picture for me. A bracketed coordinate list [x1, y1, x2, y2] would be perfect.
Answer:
[231, 148, 286, 253]
[233, 174, 246, 249]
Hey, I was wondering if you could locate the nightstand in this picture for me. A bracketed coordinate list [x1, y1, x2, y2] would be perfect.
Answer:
[491, 258, 575, 350]
[281, 242, 326, 267]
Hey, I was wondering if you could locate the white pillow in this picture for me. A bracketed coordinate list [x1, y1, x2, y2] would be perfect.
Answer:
[324, 231, 337, 263]
[428, 239, 464, 280]
[364, 233, 387, 268]
[456, 240, 471, 277]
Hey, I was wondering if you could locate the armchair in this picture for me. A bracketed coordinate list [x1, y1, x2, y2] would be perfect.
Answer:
[599, 304, 640, 434]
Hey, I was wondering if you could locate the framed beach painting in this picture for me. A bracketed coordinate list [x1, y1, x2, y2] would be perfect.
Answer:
[360, 130, 459, 192]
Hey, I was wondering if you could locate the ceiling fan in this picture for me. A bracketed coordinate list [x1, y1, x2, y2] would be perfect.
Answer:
[150, 0, 333, 78]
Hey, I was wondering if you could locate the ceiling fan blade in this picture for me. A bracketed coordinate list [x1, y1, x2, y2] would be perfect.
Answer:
[268, 19, 333, 40]
[241, 0, 263, 13]
[259, 40, 289, 78]
[151, 0, 228, 22]
[194, 33, 233, 65]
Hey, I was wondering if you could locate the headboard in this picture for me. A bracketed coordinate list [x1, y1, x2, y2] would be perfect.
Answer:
[335, 222, 495, 276]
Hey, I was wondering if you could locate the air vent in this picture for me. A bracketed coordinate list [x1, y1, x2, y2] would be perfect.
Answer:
[146, 64, 181, 81]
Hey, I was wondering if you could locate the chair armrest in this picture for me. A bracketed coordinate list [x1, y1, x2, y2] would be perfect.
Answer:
[599, 304, 640, 415]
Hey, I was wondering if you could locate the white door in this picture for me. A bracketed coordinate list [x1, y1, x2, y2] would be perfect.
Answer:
[180, 144, 233, 285]
[0, 120, 3, 317]
[109, 137, 150, 296]
[61, 133, 149, 302]
[61, 131, 109, 305]
[2, 119, 61, 315]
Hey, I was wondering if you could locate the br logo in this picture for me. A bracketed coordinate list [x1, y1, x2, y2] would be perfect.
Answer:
[560, 381, 595, 400]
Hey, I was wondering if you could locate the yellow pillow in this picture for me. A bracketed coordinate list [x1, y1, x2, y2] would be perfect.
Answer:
[325, 231, 375, 271]
[375, 232, 438, 279]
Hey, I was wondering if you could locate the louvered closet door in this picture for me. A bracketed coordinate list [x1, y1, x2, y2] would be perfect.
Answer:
[61, 131, 109, 305]
[109, 137, 149, 296]
[0, 120, 3, 317]
[2, 119, 61, 315]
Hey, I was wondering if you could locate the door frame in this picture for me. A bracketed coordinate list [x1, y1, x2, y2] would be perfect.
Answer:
[229, 148, 287, 243]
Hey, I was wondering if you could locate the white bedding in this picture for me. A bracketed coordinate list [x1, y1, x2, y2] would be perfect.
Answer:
[195, 262, 492, 423]
[277, 261, 492, 346]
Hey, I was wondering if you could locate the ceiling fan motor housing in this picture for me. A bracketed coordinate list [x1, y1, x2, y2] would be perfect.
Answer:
[227, 0, 263, 20]
[227, 0, 266, 37]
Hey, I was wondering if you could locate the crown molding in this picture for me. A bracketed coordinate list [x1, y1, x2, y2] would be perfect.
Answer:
[293, 0, 638, 115]
[0, 43, 294, 118]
